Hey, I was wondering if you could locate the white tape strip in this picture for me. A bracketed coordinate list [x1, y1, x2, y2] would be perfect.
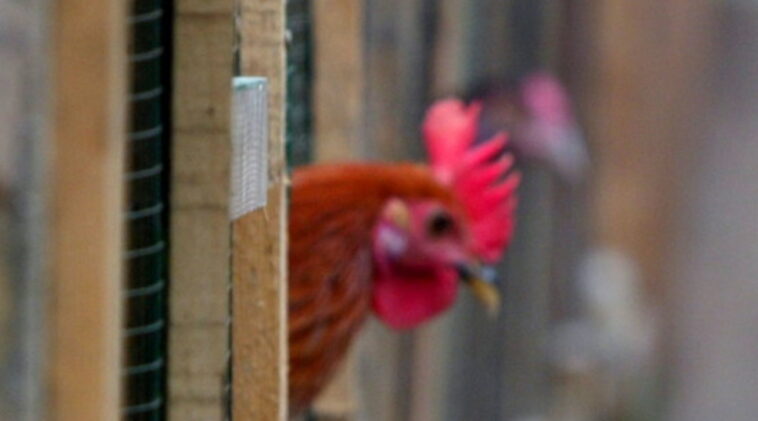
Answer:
[231, 77, 269, 220]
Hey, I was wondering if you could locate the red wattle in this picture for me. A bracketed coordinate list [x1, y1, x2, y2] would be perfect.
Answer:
[372, 269, 459, 329]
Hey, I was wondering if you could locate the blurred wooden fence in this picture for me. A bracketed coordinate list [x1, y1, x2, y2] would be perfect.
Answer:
[667, 3, 758, 421]
[1, 0, 127, 420]
[309, 0, 717, 420]
[0, 1, 50, 420]
[0, 0, 752, 420]
[358, 2, 575, 420]
[310, 1, 581, 420]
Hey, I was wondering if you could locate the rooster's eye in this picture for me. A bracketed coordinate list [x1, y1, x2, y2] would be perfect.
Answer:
[427, 211, 455, 238]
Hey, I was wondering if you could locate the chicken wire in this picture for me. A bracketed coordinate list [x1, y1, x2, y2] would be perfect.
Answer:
[124, 0, 172, 419]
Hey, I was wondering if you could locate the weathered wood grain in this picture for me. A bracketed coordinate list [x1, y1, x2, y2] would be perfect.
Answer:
[234, 1, 288, 419]
[168, 1, 236, 419]
[49, 0, 126, 419]
[312, 0, 365, 163]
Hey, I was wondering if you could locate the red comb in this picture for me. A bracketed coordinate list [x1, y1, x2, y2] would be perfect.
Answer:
[423, 99, 520, 262]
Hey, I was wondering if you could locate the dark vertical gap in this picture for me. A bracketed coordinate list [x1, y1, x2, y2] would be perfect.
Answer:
[159, 0, 174, 417]
[227, 4, 240, 421]
[460, 2, 553, 420]
[124, 0, 172, 419]
[402, 3, 441, 420]
[509, 0, 545, 73]
[283, 0, 313, 414]
[286, 0, 314, 170]
[502, 2, 553, 419]
[419, 0, 439, 102]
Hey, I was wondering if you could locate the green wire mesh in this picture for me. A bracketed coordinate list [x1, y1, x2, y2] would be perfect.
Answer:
[286, 0, 313, 169]
[125, 0, 170, 419]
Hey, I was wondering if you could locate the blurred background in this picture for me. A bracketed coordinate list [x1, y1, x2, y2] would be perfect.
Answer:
[2, 0, 758, 420]
[300, 1, 757, 420]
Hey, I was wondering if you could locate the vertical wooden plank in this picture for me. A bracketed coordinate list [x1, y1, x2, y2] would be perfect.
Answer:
[312, 0, 365, 162]
[0, 1, 50, 420]
[574, 0, 712, 419]
[420, 3, 562, 420]
[168, 1, 235, 421]
[234, 1, 288, 420]
[668, 6, 755, 420]
[358, 3, 438, 421]
[50, 0, 126, 419]
[410, 6, 474, 417]
[429, 0, 468, 96]
[313, 354, 359, 420]
[309, 1, 365, 418]
[360, 4, 413, 412]
[588, 0, 713, 296]
[363, 0, 432, 161]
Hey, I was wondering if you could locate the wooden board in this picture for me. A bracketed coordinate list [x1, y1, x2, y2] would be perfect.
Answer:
[234, 1, 288, 420]
[312, 0, 365, 162]
[588, 0, 712, 296]
[168, 1, 236, 420]
[408, 3, 560, 420]
[49, 0, 126, 420]
[667, 5, 756, 419]
[309, 0, 365, 418]
[0, 1, 50, 420]
[358, 3, 437, 421]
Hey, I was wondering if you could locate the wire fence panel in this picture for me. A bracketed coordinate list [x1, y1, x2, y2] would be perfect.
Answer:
[125, 0, 172, 419]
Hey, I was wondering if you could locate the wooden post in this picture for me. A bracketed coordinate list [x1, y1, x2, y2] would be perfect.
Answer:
[358, 3, 438, 421]
[49, 0, 126, 419]
[1, 1, 51, 420]
[429, 0, 468, 96]
[363, 0, 432, 161]
[566, 1, 712, 418]
[312, 0, 365, 162]
[413, 3, 561, 420]
[668, 6, 756, 419]
[588, 0, 712, 298]
[234, 1, 288, 420]
[309, 0, 365, 418]
[168, 1, 235, 420]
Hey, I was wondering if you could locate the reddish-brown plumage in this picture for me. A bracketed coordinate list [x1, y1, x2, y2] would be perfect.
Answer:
[288, 163, 461, 414]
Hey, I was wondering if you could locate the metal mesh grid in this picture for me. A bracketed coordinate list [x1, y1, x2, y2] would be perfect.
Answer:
[125, 0, 170, 419]
[231, 78, 269, 219]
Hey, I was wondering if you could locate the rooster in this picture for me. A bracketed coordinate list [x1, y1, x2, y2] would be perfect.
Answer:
[468, 71, 589, 182]
[288, 99, 520, 415]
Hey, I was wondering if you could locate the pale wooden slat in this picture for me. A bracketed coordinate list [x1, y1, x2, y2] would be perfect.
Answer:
[234, 1, 288, 420]
[309, 0, 366, 418]
[589, 0, 711, 296]
[312, 0, 365, 162]
[49, 0, 126, 420]
[548, 1, 712, 418]
[429, 0, 468, 97]
[168, 2, 235, 419]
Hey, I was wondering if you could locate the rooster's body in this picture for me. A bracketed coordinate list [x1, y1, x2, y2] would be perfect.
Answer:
[288, 164, 460, 411]
[287, 100, 520, 415]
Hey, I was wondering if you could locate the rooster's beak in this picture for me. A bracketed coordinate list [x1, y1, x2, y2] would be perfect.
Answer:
[456, 263, 501, 316]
